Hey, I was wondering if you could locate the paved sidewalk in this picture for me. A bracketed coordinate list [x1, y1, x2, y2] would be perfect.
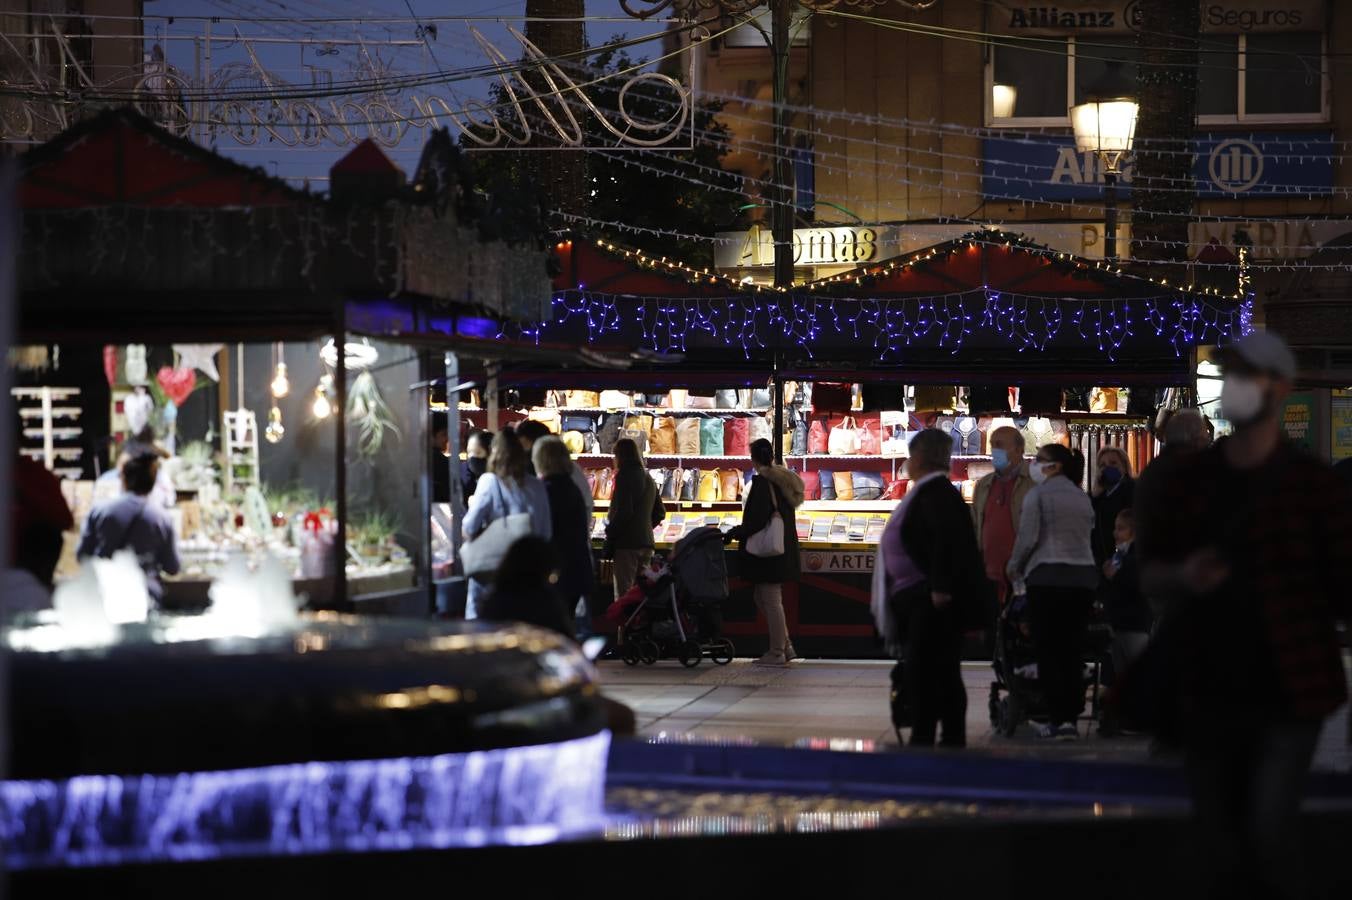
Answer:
[596, 659, 1352, 773]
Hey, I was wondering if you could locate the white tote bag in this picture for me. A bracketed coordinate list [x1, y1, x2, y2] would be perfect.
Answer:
[828, 416, 862, 456]
[744, 478, 785, 558]
[460, 480, 534, 577]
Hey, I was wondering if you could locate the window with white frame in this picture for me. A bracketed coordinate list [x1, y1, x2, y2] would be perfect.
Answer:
[988, 32, 1326, 125]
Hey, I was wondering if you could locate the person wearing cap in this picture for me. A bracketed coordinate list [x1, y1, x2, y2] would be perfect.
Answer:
[1134, 330, 1352, 899]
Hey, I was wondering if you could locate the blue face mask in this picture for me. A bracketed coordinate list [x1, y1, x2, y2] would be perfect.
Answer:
[991, 448, 1011, 472]
[1099, 465, 1123, 487]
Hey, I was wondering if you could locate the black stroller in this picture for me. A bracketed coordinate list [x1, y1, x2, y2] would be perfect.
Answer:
[988, 594, 1110, 736]
[614, 527, 735, 668]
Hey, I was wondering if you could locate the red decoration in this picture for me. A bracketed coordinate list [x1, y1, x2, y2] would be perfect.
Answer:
[156, 366, 196, 406]
[103, 346, 117, 386]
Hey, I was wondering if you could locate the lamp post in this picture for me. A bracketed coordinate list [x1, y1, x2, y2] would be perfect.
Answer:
[1070, 65, 1138, 262]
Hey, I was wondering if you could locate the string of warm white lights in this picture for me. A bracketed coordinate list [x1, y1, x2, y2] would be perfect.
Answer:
[521, 288, 1246, 363]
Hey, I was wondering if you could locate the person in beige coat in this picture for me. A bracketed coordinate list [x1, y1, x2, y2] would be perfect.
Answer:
[972, 425, 1035, 607]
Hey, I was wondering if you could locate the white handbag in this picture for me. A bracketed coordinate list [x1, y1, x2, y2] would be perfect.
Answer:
[827, 416, 862, 456]
[745, 478, 785, 558]
[748, 414, 773, 445]
[460, 480, 535, 577]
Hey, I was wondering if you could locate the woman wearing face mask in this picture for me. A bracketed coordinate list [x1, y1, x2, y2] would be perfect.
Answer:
[1090, 446, 1135, 568]
[1007, 443, 1097, 740]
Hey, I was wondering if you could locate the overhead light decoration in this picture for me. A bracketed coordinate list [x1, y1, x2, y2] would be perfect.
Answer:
[311, 375, 334, 420]
[264, 406, 285, 443]
[270, 343, 290, 398]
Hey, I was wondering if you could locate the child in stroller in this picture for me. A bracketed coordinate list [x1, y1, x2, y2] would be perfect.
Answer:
[988, 593, 1109, 738]
[606, 526, 735, 667]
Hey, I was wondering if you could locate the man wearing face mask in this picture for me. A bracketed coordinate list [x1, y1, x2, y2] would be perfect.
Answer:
[972, 426, 1035, 608]
[1135, 331, 1352, 900]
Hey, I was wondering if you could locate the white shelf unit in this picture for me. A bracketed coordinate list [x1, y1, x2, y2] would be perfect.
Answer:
[221, 409, 261, 497]
[11, 386, 83, 476]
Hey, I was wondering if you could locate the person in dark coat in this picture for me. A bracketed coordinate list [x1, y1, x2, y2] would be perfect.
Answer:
[725, 438, 805, 666]
[1090, 445, 1135, 568]
[532, 436, 595, 634]
[875, 429, 988, 747]
[605, 438, 666, 598]
[462, 430, 491, 501]
[479, 535, 573, 639]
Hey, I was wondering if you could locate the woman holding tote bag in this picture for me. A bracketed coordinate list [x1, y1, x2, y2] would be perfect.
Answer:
[725, 439, 806, 666]
[461, 429, 552, 620]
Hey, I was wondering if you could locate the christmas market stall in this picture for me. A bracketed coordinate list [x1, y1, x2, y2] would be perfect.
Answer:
[12, 109, 551, 614]
[471, 231, 1249, 658]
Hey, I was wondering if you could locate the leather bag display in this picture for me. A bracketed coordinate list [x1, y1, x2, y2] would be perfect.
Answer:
[852, 471, 885, 501]
[749, 415, 773, 446]
[686, 391, 716, 410]
[724, 416, 750, 457]
[667, 389, 688, 409]
[833, 470, 856, 501]
[562, 431, 585, 456]
[676, 417, 702, 455]
[620, 428, 649, 456]
[565, 390, 599, 408]
[597, 413, 625, 453]
[791, 411, 809, 456]
[650, 416, 677, 454]
[680, 468, 698, 501]
[882, 478, 909, 501]
[599, 390, 630, 410]
[808, 419, 828, 454]
[828, 417, 862, 456]
[623, 413, 653, 437]
[697, 469, 721, 502]
[527, 409, 561, 434]
[720, 468, 742, 501]
[715, 389, 739, 409]
[562, 414, 597, 434]
[661, 467, 682, 501]
[858, 417, 881, 456]
[700, 417, 725, 456]
[594, 468, 615, 501]
[750, 387, 773, 409]
[801, 470, 821, 501]
[818, 468, 836, 501]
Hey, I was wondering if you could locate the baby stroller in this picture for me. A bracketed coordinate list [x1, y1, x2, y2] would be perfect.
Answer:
[987, 594, 1108, 737]
[610, 527, 735, 668]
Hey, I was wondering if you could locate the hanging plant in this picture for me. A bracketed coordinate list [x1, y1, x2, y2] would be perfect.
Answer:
[348, 370, 401, 458]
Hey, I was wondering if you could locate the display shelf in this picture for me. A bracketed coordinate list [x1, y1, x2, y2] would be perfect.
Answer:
[800, 500, 899, 512]
[595, 499, 741, 510]
[12, 386, 84, 476]
[545, 406, 773, 415]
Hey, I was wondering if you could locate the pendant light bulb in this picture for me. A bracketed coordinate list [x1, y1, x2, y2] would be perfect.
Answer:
[264, 405, 285, 443]
[312, 386, 332, 420]
[270, 362, 290, 398]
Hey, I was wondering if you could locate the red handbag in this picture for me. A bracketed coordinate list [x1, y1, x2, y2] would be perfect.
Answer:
[724, 416, 750, 457]
[801, 470, 821, 500]
[858, 417, 881, 455]
[882, 478, 909, 500]
[808, 419, 828, 454]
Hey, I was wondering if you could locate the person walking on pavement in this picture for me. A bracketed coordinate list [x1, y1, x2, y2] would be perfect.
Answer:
[1007, 443, 1096, 740]
[972, 425, 1035, 652]
[605, 438, 665, 599]
[726, 438, 804, 667]
[873, 429, 988, 748]
[1136, 331, 1352, 900]
[532, 436, 596, 637]
[1090, 446, 1135, 568]
[462, 429, 551, 620]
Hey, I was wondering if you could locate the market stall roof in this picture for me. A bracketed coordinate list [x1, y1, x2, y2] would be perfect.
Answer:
[551, 236, 747, 298]
[16, 109, 552, 344]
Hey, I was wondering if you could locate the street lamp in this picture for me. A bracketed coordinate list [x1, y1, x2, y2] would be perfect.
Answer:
[1070, 64, 1138, 262]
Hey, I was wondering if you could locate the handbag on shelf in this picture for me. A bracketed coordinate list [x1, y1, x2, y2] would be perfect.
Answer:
[597, 413, 625, 454]
[661, 467, 683, 501]
[811, 381, 851, 413]
[623, 413, 653, 437]
[697, 469, 721, 502]
[715, 389, 739, 409]
[852, 471, 885, 501]
[594, 468, 615, 501]
[621, 428, 649, 455]
[562, 414, 597, 434]
[828, 417, 862, 456]
[832, 470, 856, 501]
[744, 481, 785, 558]
[545, 390, 566, 408]
[585, 469, 599, 497]
[649, 468, 668, 491]
[460, 480, 535, 577]
[808, 419, 828, 454]
[750, 387, 773, 409]
[686, 391, 717, 410]
[562, 431, 585, 456]
[749, 415, 773, 446]
[858, 418, 881, 456]
[700, 417, 725, 456]
[680, 468, 698, 501]
[913, 385, 958, 412]
[527, 409, 562, 434]
[791, 411, 809, 456]
[676, 417, 702, 455]
[667, 389, 688, 409]
[720, 468, 742, 501]
[565, 390, 599, 409]
[801, 470, 821, 501]
[882, 478, 908, 501]
[724, 416, 750, 457]
[1090, 387, 1120, 414]
[818, 469, 837, 501]
[650, 416, 677, 454]
[644, 393, 666, 407]
[599, 390, 630, 410]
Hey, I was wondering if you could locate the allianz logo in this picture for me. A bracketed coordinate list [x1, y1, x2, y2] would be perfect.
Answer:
[1046, 138, 1266, 193]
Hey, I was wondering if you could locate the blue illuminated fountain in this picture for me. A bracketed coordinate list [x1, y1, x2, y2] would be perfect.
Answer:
[0, 613, 610, 869]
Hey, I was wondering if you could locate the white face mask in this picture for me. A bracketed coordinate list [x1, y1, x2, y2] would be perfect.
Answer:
[1029, 461, 1050, 484]
[1220, 374, 1265, 425]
